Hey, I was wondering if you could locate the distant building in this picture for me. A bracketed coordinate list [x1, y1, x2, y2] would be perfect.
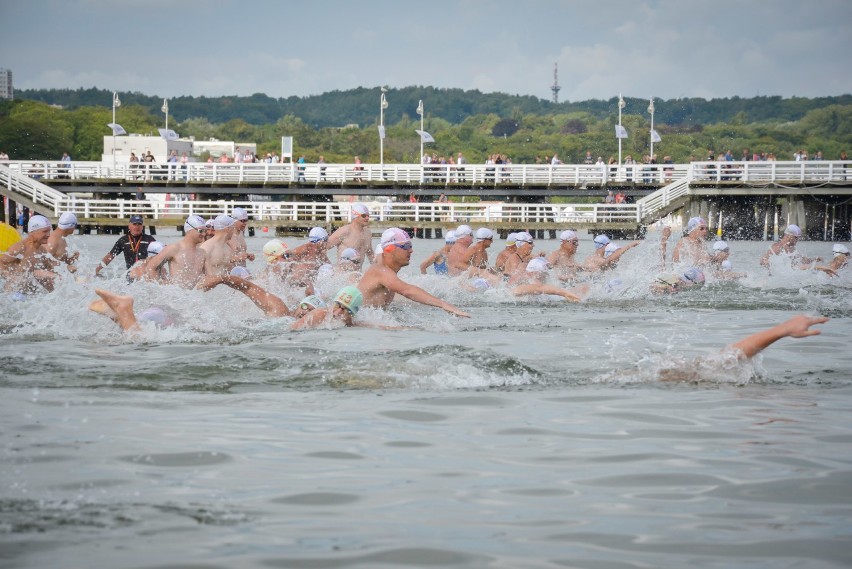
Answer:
[102, 134, 193, 163]
[0, 69, 13, 100]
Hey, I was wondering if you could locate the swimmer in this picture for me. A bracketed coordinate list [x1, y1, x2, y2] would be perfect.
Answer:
[501, 231, 535, 278]
[506, 257, 583, 302]
[228, 207, 256, 266]
[127, 240, 166, 282]
[671, 217, 712, 267]
[203, 218, 216, 241]
[655, 314, 829, 382]
[814, 244, 849, 275]
[287, 227, 333, 288]
[293, 294, 327, 319]
[88, 288, 175, 333]
[42, 212, 79, 273]
[493, 232, 517, 275]
[0, 215, 59, 293]
[651, 267, 705, 294]
[420, 230, 455, 275]
[547, 230, 581, 280]
[326, 203, 375, 266]
[447, 224, 475, 276]
[466, 227, 495, 274]
[200, 214, 238, 276]
[291, 285, 362, 330]
[582, 234, 639, 273]
[144, 215, 208, 288]
[358, 228, 470, 317]
[760, 224, 822, 269]
[199, 274, 292, 318]
[335, 248, 362, 282]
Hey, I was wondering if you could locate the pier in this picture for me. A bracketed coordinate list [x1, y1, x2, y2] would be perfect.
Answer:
[1, 160, 851, 240]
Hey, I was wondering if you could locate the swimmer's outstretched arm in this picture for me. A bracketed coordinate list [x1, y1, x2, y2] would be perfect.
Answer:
[199, 275, 291, 318]
[511, 283, 582, 302]
[729, 315, 829, 359]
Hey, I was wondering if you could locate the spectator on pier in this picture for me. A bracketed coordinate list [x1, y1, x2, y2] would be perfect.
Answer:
[583, 151, 594, 165]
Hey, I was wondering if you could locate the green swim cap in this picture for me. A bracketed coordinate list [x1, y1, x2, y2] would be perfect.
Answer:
[334, 286, 363, 315]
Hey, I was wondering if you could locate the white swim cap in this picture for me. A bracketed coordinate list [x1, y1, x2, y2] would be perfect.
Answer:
[686, 217, 707, 233]
[593, 234, 610, 249]
[58, 212, 77, 229]
[27, 215, 51, 233]
[184, 215, 206, 234]
[713, 240, 729, 252]
[515, 231, 534, 245]
[230, 266, 251, 279]
[351, 203, 369, 216]
[231, 207, 248, 221]
[784, 224, 802, 237]
[380, 228, 411, 248]
[604, 243, 621, 258]
[455, 224, 473, 237]
[833, 244, 850, 256]
[213, 214, 235, 231]
[526, 257, 550, 272]
[559, 230, 577, 242]
[444, 230, 457, 244]
[475, 227, 494, 241]
[308, 227, 328, 243]
[340, 247, 360, 261]
[147, 241, 165, 256]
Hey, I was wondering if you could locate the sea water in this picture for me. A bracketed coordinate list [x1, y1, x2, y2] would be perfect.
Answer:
[1, 230, 851, 569]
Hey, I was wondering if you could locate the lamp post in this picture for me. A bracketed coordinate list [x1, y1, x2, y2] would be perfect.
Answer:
[379, 87, 388, 167]
[648, 97, 655, 161]
[162, 98, 169, 131]
[617, 93, 625, 166]
[112, 91, 121, 173]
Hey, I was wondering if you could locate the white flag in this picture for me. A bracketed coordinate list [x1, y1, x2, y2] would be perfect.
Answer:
[615, 125, 628, 139]
[378, 125, 386, 139]
[416, 129, 435, 143]
[651, 129, 662, 143]
[158, 128, 179, 141]
[107, 123, 127, 135]
[416, 100, 423, 116]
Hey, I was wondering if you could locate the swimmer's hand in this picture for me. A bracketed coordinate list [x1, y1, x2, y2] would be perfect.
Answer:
[813, 265, 838, 277]
[780, 315, 829, 338]
[446, 306, 471, 318]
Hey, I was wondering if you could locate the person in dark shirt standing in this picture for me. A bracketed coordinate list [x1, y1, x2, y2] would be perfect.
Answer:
[95, 215, 156, 276]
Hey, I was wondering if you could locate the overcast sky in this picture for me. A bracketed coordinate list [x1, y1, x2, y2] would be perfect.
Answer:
[2, 0, 850, 102]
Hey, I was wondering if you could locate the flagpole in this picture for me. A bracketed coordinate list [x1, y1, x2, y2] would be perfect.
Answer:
[648, 97, 655, 161]
[618, 93, 625, 166]
[112, 91, 121, 174]
[379, 88, 388, 168]
[162, 98, 169, 131]
[417, 100, 424, 165]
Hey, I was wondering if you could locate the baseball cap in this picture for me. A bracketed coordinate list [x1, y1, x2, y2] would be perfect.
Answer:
[340, 247, 360, 261]
[444, 230, 456, 244]
[147, 241, 165, 256]
[262, 239, 288, 263]
[213, 214, 235, 231]
[129, 215, 144, 224]
[308, 227, 329, 243]
[833, 244, 850, 256]
[515, 231, 533, 245]
[784, 224, 802, 237]
[380, 227, 411, 248]
[28, 215, 51, 233]
[58, 212, 77, 229]
[455, 224, 473, 238]
[333, 286, 363, 315]
[352, 203, 370, 216]
[604, 243, 621, 258]
[475, 227, 494, 241]
[526, 257, 550, 272]
[682, 267, 705, 284]
[230, 266, 252, 279]
[686, 217, 706, 233]
[505, 232, 517, 246]
[299, 295, 327, 311]
[231, 207, 248, 221]
[559, 230, 577, 242]
[593, 234, 610, 249]
[184, 214, 206, 234]
[712, 240, 729, 252]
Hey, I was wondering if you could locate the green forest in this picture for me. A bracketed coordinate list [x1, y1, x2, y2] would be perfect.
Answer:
[1, 87, 850, 164]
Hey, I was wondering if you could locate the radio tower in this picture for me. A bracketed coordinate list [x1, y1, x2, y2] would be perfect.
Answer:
[550, 63, 561, 104]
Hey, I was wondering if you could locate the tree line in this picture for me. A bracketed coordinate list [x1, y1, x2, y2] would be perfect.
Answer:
[1, 87, 849, 165]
